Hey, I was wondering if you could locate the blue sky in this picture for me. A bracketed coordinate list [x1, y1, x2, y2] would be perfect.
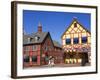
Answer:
[23, 10, 91, 44]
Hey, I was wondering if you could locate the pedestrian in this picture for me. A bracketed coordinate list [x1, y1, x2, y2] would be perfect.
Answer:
[48, 56, 55, 67]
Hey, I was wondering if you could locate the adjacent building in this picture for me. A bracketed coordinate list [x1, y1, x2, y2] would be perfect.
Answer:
[61, 18, 91, 64]
[23, 23, 63, 68]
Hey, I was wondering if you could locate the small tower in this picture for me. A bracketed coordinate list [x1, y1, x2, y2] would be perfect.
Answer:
[38, 22, 42, 33]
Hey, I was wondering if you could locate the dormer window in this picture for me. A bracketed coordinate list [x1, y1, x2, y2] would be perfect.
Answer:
[28, 38, 30, 43]
[35, 36, 40, 42]
[28, 38, 32, 43]
[30, 38, 33, 41]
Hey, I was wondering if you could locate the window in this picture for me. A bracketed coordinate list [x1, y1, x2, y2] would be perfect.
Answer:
[32, 45, 37, 51]
[82, 37, 87, 43]
[23, 46, 26, 51]
[45, 46, 48, 51]
[24, 46, 29, 51]
[66, 38, 71, 44]
[30, 38, 33, 42]
[28, 38, 33, 43]
[74, 23, 77, 28]
[74, 38, 79, 44]
[35, 36, 40, 42]
[32, 56, 37, 62]
[24, 56, 29, 62]
[48, 46, 52, 51]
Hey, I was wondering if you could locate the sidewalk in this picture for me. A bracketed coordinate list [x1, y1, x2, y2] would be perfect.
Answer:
[24, 63, 90, 69]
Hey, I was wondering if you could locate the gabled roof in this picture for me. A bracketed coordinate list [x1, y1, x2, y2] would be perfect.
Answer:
[23, 32, 48, 45]
[23, 34, 32, 44]
[23, 32, 62, 49]
[53, 40, 62, 48]
[61, 18, 91, 38]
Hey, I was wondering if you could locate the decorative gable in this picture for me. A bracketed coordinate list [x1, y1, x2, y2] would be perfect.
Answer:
[65, 20, 87, 34]
[61, 18, 91, 46]
[62, 19, 90, 38]
[42, 33, 54, 51]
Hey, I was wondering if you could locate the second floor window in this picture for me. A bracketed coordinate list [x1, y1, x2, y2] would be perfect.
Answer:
[32, 45, 37, 51]
[24, 46, 29, 51]
[66, 38, 71, 44]
[82, 37, 87, 43]
[74, 38, 79, 44]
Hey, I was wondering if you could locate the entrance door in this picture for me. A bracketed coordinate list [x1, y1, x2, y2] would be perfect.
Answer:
[84, 52, 88, 63]
[81, 52, 88, 66]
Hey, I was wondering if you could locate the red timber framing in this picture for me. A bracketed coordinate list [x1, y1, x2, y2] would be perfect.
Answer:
[23, 45, 63, 67]
[23, 45, 41, 67]
[23, 32, 63, 68]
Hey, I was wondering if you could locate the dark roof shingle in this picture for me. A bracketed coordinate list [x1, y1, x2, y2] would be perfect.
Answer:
[23, 32, 48, 45]
[23, 32, 62, 49]
[53, 40, 62, 48]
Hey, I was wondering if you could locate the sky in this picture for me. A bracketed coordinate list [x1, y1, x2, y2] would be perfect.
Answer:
[23, 10, 91, 44]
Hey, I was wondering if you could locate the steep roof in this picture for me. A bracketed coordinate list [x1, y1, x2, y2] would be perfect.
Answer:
[53, 40, 62, 48]
[23, 32, 62, 49]
[23, 32, 48, 45]
[61, 18, 91, 38]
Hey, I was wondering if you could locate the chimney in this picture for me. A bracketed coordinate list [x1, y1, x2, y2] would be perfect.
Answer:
[73, 17, 77, 28]
[73, 16, 77, 20]
[38, 22, 42, 33]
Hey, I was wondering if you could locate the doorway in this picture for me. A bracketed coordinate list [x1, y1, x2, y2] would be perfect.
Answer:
[81, 52, 88, 66]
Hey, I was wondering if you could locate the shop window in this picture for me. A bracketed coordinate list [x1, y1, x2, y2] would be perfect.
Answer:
[24, 56, 29, 62]
[74, 38, 79, 44]
[66, 38, 71, 44]
[82, 37, 87, 43]
[32, 56, 37, 62]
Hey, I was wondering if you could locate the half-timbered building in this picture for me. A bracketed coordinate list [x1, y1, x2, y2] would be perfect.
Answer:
[61, 18, 91, 65]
